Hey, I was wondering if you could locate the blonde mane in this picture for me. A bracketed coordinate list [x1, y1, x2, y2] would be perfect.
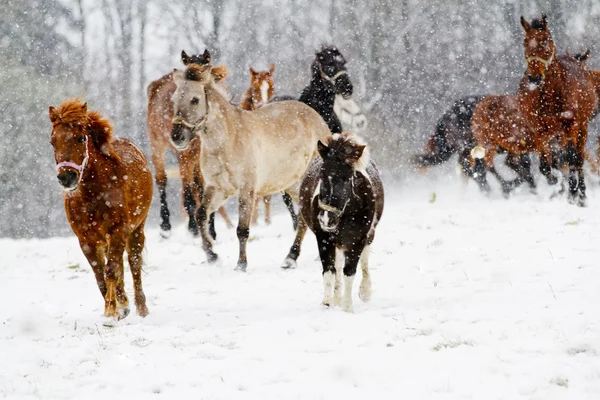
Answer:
[326, 132, 370, 171]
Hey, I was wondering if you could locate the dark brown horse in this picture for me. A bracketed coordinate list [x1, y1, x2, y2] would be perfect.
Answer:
[283, 133, 384, 312]
[147, 49, 232, 239]
[241, 64, 276, 225]
[518, 15, 597, 206]
[49, 98, 152, 320]
[471, 94, 537, 194]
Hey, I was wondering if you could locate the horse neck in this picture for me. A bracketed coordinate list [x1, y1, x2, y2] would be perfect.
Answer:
[241, 87, 256, 110]
[78, 143, 117, 198]
[307, 75, 336, 106]
[204, 83, 238, 143]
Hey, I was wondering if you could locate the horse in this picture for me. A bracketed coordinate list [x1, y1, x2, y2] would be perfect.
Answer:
[169, 53, 331, 272]
[518, 15, 597, 206]
[470, 94, 537, 195]
[240, 63, 284, 226]
[412, 95, 485, 178]
[296, 45, 354, 134]
[286, 133, 384, 312]
[48, 98, 152, 320]
[146, 49, 232, 239]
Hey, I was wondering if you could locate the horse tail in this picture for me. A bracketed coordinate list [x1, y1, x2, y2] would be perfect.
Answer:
[411, 121, 455, 167]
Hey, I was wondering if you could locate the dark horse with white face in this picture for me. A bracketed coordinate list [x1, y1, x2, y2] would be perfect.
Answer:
[283, 133, 384, 312]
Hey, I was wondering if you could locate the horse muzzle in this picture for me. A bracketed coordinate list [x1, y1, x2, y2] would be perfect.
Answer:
[318, 210, 340, 232]
[527, 74, 544, 87]
[170, 124, 191, 150]
[57, 169, 79, 192]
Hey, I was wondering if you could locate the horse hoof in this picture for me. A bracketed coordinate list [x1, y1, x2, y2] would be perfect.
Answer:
[235, 262, 247, 272]
[578, 197, 588, 207]
[206, 250, 219, 263]
[567, 194, 577, 205]
[547, 176, 558, 185]
[159, 229, 172, 239]
[118, 307, 130, 321]
[137, 304, 149, 318]
[281, 257, 297, 269]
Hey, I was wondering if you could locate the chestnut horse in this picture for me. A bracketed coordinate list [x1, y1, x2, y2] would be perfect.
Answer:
[290, 133, 384, 312]
[49, 99, 152, 320]
[518, 15, 597, 206]
[170, 53, 331, 271]
[147, 49, 232, 239]
[471, 94, 537, 194]
[241, 64, 276, 225]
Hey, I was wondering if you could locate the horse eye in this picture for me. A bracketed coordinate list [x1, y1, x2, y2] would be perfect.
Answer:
[191, 97, 199, 105]
[77, 136, 85, 143]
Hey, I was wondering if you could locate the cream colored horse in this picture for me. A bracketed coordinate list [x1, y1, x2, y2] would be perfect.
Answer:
[170, 59, 330, 271]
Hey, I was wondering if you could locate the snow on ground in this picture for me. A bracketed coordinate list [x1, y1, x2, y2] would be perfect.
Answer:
[2, 180, 600, 399]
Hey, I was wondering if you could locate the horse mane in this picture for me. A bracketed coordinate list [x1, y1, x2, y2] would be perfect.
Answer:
[52, 98, 118, 159]
[530, 17, 547, 31]
[147, 73, 172, 102]
[573, 49, 590, 62]
[325, 132, 370, 171]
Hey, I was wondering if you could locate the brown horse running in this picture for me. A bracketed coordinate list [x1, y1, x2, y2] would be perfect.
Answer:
[49, 98, 152, 320]
[518, 15, 597, 206]
[240, 64, 276, 225]
[471, 94, 537, 194]
[147, 49, 232, 239]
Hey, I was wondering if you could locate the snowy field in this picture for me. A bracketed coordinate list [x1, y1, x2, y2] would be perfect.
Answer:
[2, 180, 600, 399]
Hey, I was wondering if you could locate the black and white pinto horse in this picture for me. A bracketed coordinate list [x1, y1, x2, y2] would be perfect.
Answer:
[283, 133, 384, 312]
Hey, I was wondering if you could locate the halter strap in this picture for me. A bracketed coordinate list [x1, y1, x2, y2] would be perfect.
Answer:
[526, 44, 555, 70]
[55, 136, 89, 180]
[318, 198, 350, 216]
[318, 62, 347, 85]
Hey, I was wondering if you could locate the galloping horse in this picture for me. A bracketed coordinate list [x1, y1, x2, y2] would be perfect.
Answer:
[470, 94, 537, 194]
[287, 133, 384, 312]
[170, 53, 331, 271]
[271, 45, 354, 134]
[518, 15, 597, 206]
[49, 99, 152, 320]
[147, 49, 232, 239]
[241, 64, 276, 225]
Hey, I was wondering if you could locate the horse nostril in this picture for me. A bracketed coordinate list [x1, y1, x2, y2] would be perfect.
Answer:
[528, 75, 543, 85]
[57, 170, 77, 187]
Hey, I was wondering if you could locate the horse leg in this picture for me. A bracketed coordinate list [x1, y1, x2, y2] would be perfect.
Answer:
[316, 236, 337, 307]
[565, 141, 579, 204]
[126, 224, 149, 317]
[251, 197, 260, 226]
[151, 150, 171, 236]
[341, 244, 364, 313]
[196, 186, 225, 263]
[282, 192, 298, 231]
[537, 137, 558, 186]
[281, 214, 308, 269]
[234, 190, 256, 272]
[575, 127, 588, 207]
[178, 150, 199, 237]
[518, 154, 537, 192]
[80, 242, 107, 300]
[471, 147, 491, 194]
[217, 207, 234, 229]
[264, 195, 272, 225]
[358, 244, 372, 302]
[105, 231, 129, 320]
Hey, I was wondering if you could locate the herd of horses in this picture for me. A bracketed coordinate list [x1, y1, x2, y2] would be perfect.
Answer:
[415, 15, 600, 207]
[49, 45, 382, 319]
[47, 14, 595, 320]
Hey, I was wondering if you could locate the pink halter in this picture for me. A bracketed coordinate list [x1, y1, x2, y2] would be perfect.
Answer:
[55, 136, 89, 178]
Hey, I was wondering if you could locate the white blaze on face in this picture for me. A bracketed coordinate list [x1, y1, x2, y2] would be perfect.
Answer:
[528, 38, 538, 49]
[260, 81, 269, 106]
[319, 211, 331, 229]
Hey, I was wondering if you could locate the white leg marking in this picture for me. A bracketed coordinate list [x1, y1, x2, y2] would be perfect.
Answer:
[333, 248, 344, 306]
[341, 273, 355, 313]
[359, 245, 372, 302]
[322, 270, 335, 307]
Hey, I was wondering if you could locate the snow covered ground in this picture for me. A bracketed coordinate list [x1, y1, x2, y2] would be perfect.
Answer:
[2, 180, 600, 399]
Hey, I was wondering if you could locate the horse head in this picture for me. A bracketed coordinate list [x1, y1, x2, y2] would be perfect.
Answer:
[49, 98, 115, 192]
[313, 45, 353, 99]
[520, 15, 555, 87]
[248, 64, 275, 108]
[316, 133, 368, 232]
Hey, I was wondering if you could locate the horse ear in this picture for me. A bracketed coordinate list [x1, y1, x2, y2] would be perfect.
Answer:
[352, 144, 366, 161]
[81, 102, 88, 114]
[172, 69, 185, 84]
[269, 63, 275, 75]
[202, 49, 211, 63]
[520, 16, 531, 32]
[49, 106, 58, 123]
[181, 50, 191, 65]
[541, 14, 548, 29]
[249, 66, 256, 76]
[317, 140, 329, 159]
